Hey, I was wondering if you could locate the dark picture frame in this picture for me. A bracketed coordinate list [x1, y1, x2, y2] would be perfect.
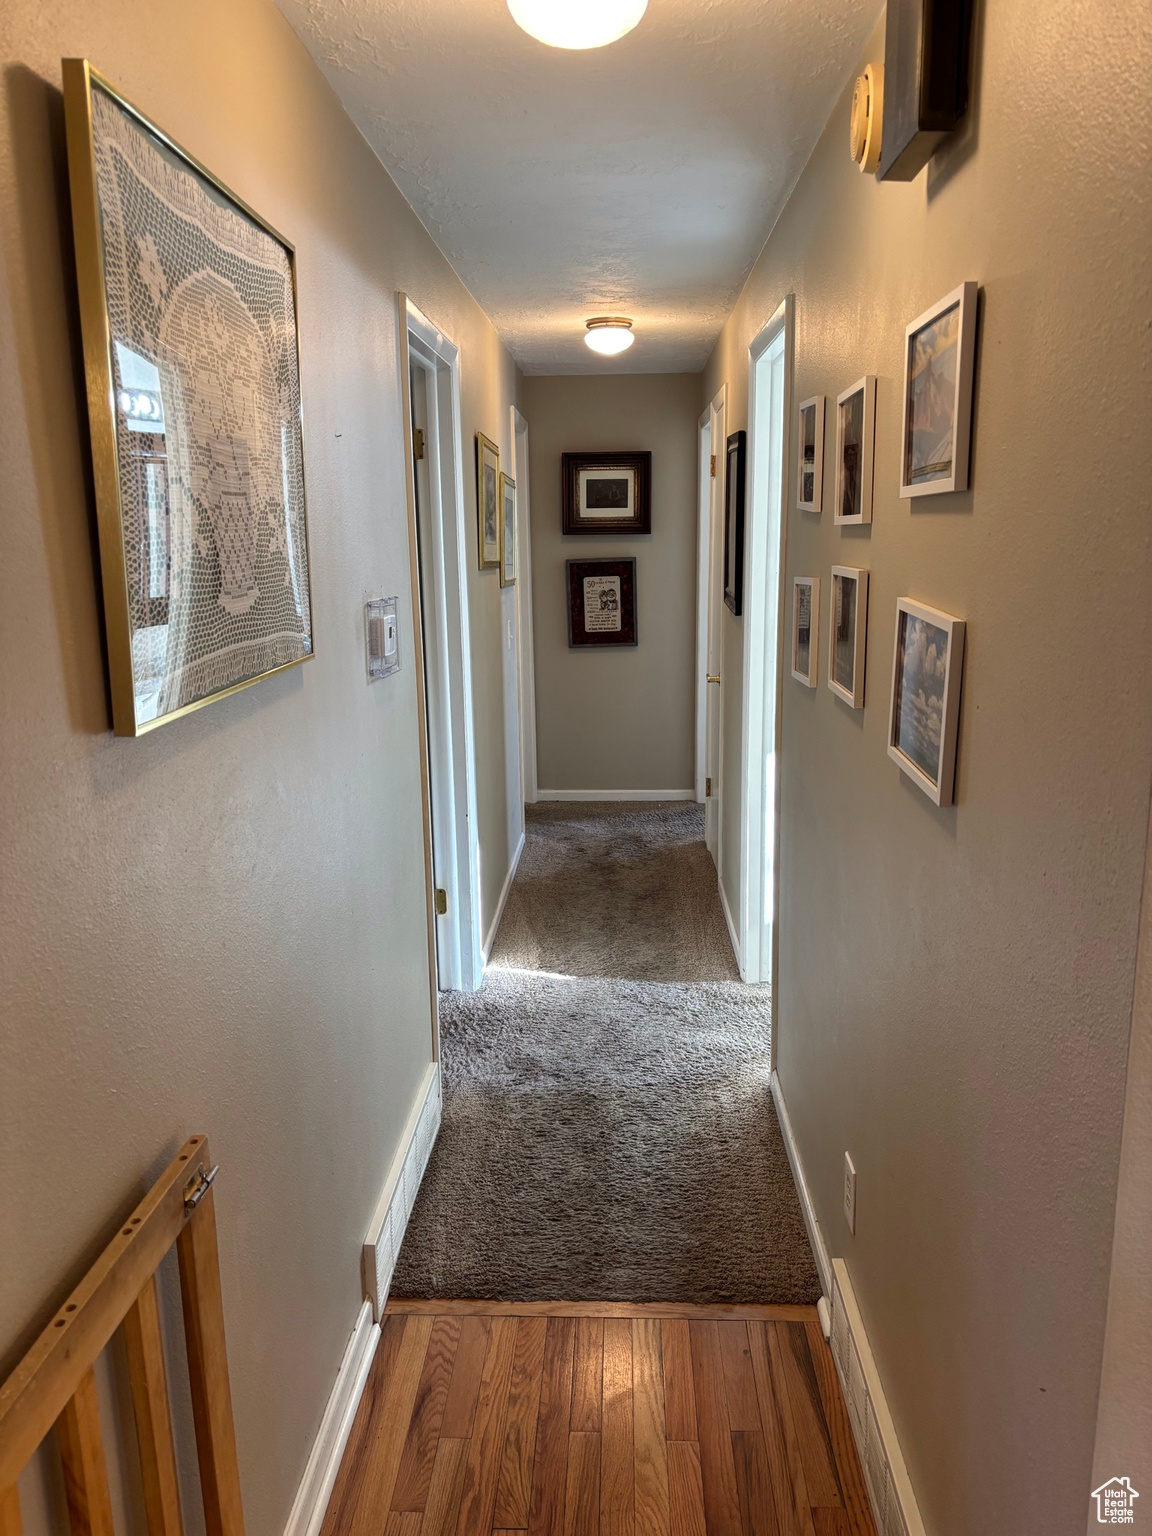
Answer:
[566, 558, 638, 648]
[723, 430, 746, 615]
[561, 451, 651, 535]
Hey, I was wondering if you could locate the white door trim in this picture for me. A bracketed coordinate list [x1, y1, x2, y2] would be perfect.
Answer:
[740, 298, 794, 1001]
[699, 384, 727, 867]
[511, 408, 538, 805]
[399, 293, 484, 993]
[695, 408, 711, 804]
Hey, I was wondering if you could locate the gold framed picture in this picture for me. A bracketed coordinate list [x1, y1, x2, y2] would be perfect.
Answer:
[476, 432, 500, 569]
[498, 472, 516, 588]
[62, 59, 314, 737]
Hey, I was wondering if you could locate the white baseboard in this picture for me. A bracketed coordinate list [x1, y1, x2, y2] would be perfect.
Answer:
[535, 789, 696, 802]
[362, 1062, 441, 1319]
[718, 873, 744, 977]
[770, 1071, 926, 1536]
[282, 1301, 379, 1536]
[483, 830, 525, 962]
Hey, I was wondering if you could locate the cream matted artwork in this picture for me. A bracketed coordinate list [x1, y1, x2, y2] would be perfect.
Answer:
[63, 59, 314, 737]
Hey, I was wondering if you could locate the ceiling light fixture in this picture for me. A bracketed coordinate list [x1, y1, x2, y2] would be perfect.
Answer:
[508, 0, 647, 50]
[584, 317, 635, 355]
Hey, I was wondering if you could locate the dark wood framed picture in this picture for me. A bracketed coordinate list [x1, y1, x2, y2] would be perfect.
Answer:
[723, 430, 747, 616]
[561, 451, 651, 535]
[566, 558, 638, 648]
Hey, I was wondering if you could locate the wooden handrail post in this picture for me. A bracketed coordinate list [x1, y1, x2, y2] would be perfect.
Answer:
[124, 1275, 185, 1536]
[56, 1369, 115, 1536]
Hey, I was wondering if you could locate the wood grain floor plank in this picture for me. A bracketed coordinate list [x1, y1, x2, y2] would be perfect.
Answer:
[528, 1318, 577, 1536]
[801, 1327, 874, 1536]
[666, 1443, 705, 1536]
[768, 1328, 841, 1509]
[387, 1303, 818, 1324]
[322, 1315, 408, 1536]
[456, 1318, 519, 1536]
[393, 1317, 463, 1511]
[420, 1440, 469, 1536]
[717, 1325, 761, 1434]
[731, 1433, 781, 1536]
[563, 1434, 601, 1536]
[385, 1515, 424, 1536]
[632, 1321, 669, 1536]
[441, 1317, 493, 1440]
[687, 1324, 741, 1536]
[746, 1324, 812, 1536]
[600, 1319, 634, 1536]
[571, 1321, 605, 1434]
[659, 1324, 696, 1444]
[495, 1319, 549, 1531]
[810, 1513, 850, 1536]
[763, 1327, 822, 1536]
[345, 1314, 435, 1536]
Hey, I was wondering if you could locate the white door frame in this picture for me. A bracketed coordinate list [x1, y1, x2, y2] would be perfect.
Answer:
[511, 408, 538, 805]
[739, 297, 794, 1000]
[697, 384, 727, 866]
[399, 293, 484, 995]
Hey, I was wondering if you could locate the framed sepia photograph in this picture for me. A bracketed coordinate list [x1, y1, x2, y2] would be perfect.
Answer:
[566, 558, 637, 648]
[828, 565, 869, 708]
[791, 576, 820, 687]
[887, 598, 966, 804]
[723, 430, 747, 615]
[476, 431, 500, 569]
[498, 472, 516, 588]
[797, 396, 825, 512]
[834, 376, 876, 526]
[561, 451, 651, 535]
[901, 282, 978, 497]
[62, 59, 314, 737]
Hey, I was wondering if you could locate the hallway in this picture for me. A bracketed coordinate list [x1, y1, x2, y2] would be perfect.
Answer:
[393, 805, 818, 1305]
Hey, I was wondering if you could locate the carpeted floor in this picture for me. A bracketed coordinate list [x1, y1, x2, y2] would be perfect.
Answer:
[391, 801, 821, 1305]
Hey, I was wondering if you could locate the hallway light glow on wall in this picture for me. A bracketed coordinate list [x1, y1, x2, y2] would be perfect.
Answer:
[508, 0, 647, 50]
[585, 317, 634, 355]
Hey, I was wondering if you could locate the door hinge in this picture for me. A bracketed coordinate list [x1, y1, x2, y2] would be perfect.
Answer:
[413, 427, 425, 461]
[183, 1162, 219, 1213]
[434, 887, 447, 915]
[706, 777, 713, 797]
[710, 454, 717, 478]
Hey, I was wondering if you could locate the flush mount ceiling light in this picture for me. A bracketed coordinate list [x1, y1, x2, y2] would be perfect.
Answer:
[508, 0, 648, 50]
[584, 317, 635, 355]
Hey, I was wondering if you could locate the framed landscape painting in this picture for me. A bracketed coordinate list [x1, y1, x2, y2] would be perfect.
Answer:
[791, 576, 819, 687]
[566, 558, 637, 647]
[901, 282, 978, 497]
[834, 376, 876, 526]
[63, 59, 314, 736]
[828, 565, 869, 708]
[561, 451, 651, 535]
[797, 396, 825, 512]
[887, 598, 966, 804]
[477, 432, 500, 568]
[499, 472, 516, 588]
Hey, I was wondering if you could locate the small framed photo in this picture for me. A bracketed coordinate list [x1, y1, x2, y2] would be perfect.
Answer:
[723, 430, 747, 615]
[561, 451, 651, 535]
[887, 599, 966, 805]
[828, 565, 869, 708]
[498, 473, 516, 587]
[834, 377, 876, 525]
[567, 559, 637, 647]
[791, 577, 820, 687]
[797, 396, 825, 512]
[476, 431, 500, 569]
[901, 282, 978, 497]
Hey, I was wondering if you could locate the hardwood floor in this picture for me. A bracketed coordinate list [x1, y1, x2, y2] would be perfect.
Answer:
[320, 1304, 876, 1536]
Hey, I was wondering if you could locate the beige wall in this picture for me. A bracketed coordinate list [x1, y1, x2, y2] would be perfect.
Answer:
[0, 3, 519, 1534]
[703, 6, 1152, 1535]
[522, 373, 700, 795]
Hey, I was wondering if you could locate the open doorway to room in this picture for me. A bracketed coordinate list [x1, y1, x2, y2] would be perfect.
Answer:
[400, 294, 484, 994]
[739, 300, 792, 992]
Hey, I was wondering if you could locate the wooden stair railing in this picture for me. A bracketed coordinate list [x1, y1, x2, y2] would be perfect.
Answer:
[0, 1137, 245, 1536]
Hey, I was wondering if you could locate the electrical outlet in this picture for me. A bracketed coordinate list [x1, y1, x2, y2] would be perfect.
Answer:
[843, 1153, 857, 1234]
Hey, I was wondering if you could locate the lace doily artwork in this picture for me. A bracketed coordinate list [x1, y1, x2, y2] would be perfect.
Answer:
[79, 74, 313, 731]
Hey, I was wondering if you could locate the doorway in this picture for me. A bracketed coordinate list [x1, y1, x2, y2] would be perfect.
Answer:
[739, 299, 792, 989]
[696, 385, 727, 867]
[400, 294, 484, 995]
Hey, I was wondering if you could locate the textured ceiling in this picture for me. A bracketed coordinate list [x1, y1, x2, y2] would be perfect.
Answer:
[276, 0, 879, 372]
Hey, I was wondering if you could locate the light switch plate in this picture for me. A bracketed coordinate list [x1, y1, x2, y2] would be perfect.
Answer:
[844, 1152, 857, 1234]
[366, 596, 400, 680]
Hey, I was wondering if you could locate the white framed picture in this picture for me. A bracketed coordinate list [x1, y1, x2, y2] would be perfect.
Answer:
[900, 282, 978, 498]
[887, 598, 966, 805]
[791, 577, 820, 687]
[797, 396, 825, 512]
[828, 565, 869, 708]
[834, 376, 876, 525]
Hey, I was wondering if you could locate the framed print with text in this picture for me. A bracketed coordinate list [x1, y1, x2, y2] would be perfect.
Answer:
[834, 376, 876, 526]
[476, 432, 500, 569]
[566, 558, 637, 648]
[791, 576, 820, 687]
[797, 396, 825, 512]
[901, 282, 978, 497]
[498, 472, 516, 588]
[561, 451, 651, 535]
[828, 565, 869, 708]
[887, 598, 966, 804]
